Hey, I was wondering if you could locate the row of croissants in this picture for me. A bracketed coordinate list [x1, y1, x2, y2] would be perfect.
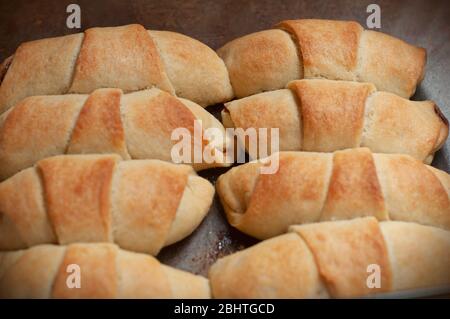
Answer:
[0, 19, 449, 298]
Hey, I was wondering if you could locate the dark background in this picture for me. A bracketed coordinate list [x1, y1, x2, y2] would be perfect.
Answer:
[1, 0, 449, 279]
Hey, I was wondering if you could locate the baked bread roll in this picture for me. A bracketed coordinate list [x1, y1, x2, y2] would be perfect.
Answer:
[209, 217, 450, 298]
[222, 79, 448, 164]
[216, 148, 450, 239]
[0, 243, 210, 298]
[218, 19, 426, 98]
[0, 87, 230, 180]
[0, 154, 214, 255]
[0, 24, 233, 114]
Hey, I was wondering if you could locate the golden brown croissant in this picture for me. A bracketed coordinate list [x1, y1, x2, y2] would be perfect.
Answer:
[216, 148, 450, 239]
[218, 19, 426, 99]
[0, 24, 233, 114]
[0, 243, 210, 298]
[0, 87, 230, 180]
[209, 217, 450, 298]
[222, 79, 448, 163]
[0, 154, 214, 255]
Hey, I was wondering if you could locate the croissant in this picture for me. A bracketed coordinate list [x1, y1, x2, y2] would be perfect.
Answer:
[209, 217, 450, 298]
[218, 19, 426, 99]
[216, 148, 450, 239]
[0, 243, 210, 298]
[222, 79, 448, 163]
[0, 87, 230, 180]
[0, 154, 214, 255]
[0, 24, 234, 114]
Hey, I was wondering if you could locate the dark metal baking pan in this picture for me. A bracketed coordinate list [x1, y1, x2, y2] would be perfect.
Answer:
[1, 0, 448, 298]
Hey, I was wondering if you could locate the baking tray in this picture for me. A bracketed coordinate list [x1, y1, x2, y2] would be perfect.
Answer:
[1, 0, 449, 298]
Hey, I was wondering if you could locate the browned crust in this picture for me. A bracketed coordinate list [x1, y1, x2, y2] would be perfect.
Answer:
[52, 244, 118, 298]
[0, 243, 210, 298]
[140, 91, 195, 135]
[292, 217, 392, 297]
[123, 90, 200, 162]
[288, 79, 375, 151]
[112, 161, 189, 255]
[374, 154, 450, 229]
[357, 30, 427, 98]
[0, 246, 65, 298]
[278, 19, 363, 79]
[361, 92, 446, 162]
[321, 148, 387, 221]
[223, 79, 445, 162]
[237, 152, 332, 239]
[67, 88, 129, 159]
[0, 24, 233, 113]
[150, 30, 234, 106]
[116, 249, 172, 297]
[37, 155, 118, 244]
[223, 89, 302, 153]
[217, 149, 450, 240]
[380, 222, 450, 291]
[0, 87, 225, 181]
[0, 94, 86, 180]
[217, 29, 302, 98]
[0, 34, 84, 115]
[0, 168, 56, 250]
[69, 24, 173, 94]
[209, 233, 328, 298]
